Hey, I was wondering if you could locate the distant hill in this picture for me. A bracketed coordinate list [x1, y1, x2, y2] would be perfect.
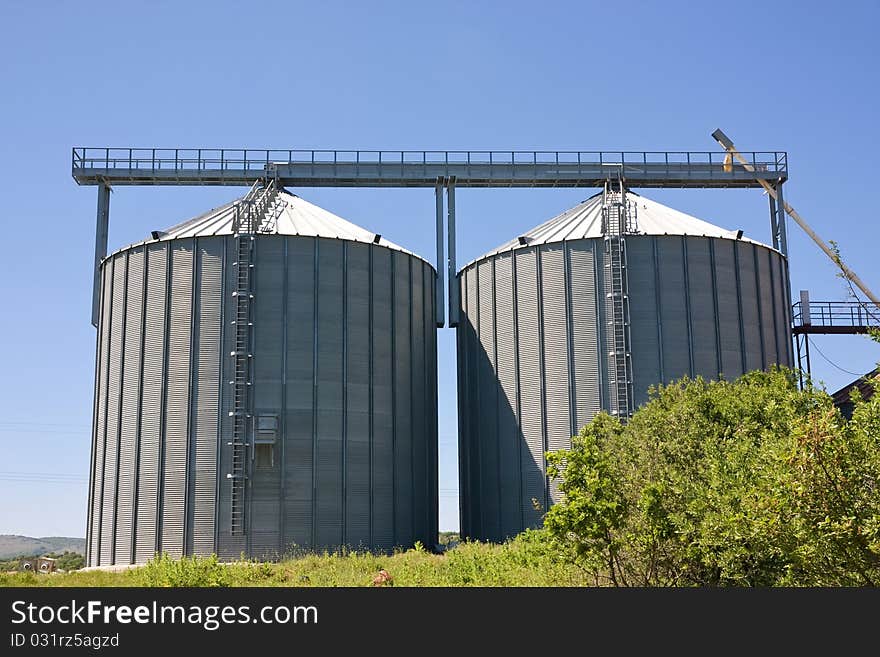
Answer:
[0, 535, 85, 559]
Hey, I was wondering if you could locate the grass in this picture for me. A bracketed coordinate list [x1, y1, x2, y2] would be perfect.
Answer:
[0, 531, 589, 587]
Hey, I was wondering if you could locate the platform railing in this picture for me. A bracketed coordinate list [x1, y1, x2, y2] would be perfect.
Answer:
[72, 147, 787, 182]
[792, 300, 880, 329]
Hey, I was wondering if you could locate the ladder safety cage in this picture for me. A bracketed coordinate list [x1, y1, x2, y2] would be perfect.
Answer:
[602, 178, 637, 420]
[227, 178, 281, 536]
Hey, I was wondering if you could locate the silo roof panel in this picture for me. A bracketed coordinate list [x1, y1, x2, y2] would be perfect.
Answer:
[117, 190, 424, 261]
[465, 190, 770, 268]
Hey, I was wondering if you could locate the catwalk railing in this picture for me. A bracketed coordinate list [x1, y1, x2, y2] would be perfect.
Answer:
[72, 148, 787, 188]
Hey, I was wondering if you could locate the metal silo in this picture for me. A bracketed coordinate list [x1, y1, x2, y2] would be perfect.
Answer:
[87, 183, 438, 566]
[456, 185, 792, 542]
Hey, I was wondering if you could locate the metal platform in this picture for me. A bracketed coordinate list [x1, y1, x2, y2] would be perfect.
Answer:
[72, 148, 787, 188]
[73, 145, 789, 329]
[792, 298, 880, 388]
[792, 300, 880, 335]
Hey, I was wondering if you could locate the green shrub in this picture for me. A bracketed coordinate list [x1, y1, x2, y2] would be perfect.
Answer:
[137, 553, 231, 587]
[544, 368, 880, 586]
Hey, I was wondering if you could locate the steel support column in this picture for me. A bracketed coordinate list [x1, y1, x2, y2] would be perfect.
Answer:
[92, 182, 111, 327]
[447, 177, 459, 327]
[769, 192, 780, 251]
[776, 181, 788, 257]
[795, 332, 812, 389]
[776, 181, 794, 344]
[435, 178, 446, 327]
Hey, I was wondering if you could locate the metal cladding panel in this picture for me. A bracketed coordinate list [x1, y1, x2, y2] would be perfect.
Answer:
[393, 251, 413, 547]
[90, 260, 114, 565]
[756, 248, 779, 365]
[253, 237, 284, 411]
[424, 262, 439, 545]
[218, 237, 245, 560]
[136, 244, 167, 563]
[736, 242, 764, 371]
[594, 244, 609, 410]
[370, 247, 394, 549]
[283, 237, 316, 550]
[456, 231, 791, 542]
[116, 248, 144, 564]
[345, 243, 370, 547]
[101, 254, 125, 564]
[190, 239, 222, 557]
[251, 237, 283, 556]
[540, 245, 571, 506]
[463, 267, 481, 537]
[91, 229, 436, 561]
[316, 239, 345, 548]
[686, 238, 719, 379]
[410, 261, 427, 544]
[455, 272, 472, 537]
[493, 253, 521, 540]
[514, 248, 545, 528]
[625, 239, 661, 407]
[712, 240, 744, 379]
[477, 259, 500, 540]
[772, 254, 792, 367]
[161, 243, 193, 558]
[656, 237, 691, 381]
[568, 242, 601, 428]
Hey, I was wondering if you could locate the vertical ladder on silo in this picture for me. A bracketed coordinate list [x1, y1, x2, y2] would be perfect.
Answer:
[603, 179, 635, 420]
[227, 179, 279, 536]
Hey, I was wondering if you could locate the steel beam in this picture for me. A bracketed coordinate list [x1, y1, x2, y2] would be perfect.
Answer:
[795, 333, 812, 388]
[447, 178, 459, 327]
[91, 183, 110, 327]
[74, 145, 792, 333]
[73, 163, 783, 188]
[435, 178, 446, 327]
[72, 148, 787, 189]
[769, 192, 780, 251]
[776, 181, 788, 257]
[792, 326, 872, 335]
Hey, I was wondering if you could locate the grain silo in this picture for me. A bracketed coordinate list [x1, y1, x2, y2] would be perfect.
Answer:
[87, 183, 438, 566]
[456, 185, 792, 542]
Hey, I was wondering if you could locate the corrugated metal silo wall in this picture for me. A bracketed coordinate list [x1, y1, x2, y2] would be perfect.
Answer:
[456, 236, 791, 542]
[87, 236, 438, 566]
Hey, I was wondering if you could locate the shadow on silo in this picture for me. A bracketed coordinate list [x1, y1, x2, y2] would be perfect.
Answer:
[457, 316, 548, 544]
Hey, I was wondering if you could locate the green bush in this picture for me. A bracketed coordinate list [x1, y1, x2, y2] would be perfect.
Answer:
[0, 539, 588, 588]
[544, 368, 880, 586]
[137, 553, 231, 587]
[47, 552, 85, 571]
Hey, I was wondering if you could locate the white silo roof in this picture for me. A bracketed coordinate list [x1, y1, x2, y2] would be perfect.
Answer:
[119, 189, 423, 260]
[467, 190, 770, 266]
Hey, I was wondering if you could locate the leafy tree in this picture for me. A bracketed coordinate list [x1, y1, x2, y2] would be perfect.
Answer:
[543, 414, 628, 585]
[785, 381, 880, 585]
[544, 368, 880, 586]
[49, 551, 86, 571]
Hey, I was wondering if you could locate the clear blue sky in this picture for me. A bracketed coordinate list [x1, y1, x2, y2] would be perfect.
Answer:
[2, 0, 878, 538]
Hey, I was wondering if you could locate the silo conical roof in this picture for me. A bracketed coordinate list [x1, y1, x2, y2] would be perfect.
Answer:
[467, 190, 768, 266]
[128, 189, 420, 258]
